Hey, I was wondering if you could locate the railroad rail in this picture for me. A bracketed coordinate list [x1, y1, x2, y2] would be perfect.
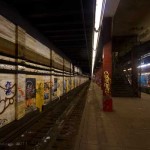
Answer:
[0, 82, 89, 150]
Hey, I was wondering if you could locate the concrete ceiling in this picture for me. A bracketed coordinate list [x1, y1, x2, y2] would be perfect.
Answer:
[113, 0, 150, 43]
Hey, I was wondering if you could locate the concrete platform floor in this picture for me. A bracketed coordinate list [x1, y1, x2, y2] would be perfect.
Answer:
[74, 82, 150, 150]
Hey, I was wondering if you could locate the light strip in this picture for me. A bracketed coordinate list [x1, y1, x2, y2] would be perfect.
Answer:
[95, 0, 103, 31]
[137, 63, 150, 68]
[93, 31, 99, 50]
[91, 0, 105, 77]
[141, 72, 150, 75]
[141, 53, 150, 59]
[93, 50, 96, 59]
[123, 63, 150, 72]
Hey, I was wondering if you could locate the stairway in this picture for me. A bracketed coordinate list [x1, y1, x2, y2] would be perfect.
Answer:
[112, 66, 136, 97]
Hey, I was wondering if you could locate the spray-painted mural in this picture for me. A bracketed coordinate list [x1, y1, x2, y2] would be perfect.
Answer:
[44, 76, 51, 104]
[0, 15, 89, 129]
[64, 77, 69, 93]
[57, 77, 63, 97]
[71, 77, 75, 90]
[44, 82, 49, 100]
[52, 76, 58, 100]
[68, 77, 71, 92]
[36, 77, 44, 112]
[16, 74, 25, 119]
[25, 78, 36, 113]
[0, 74, 16, 127]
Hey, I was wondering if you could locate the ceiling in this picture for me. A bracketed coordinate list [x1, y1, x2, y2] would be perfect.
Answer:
[2, 0, 94, 74]
[113, 0, 150, 42]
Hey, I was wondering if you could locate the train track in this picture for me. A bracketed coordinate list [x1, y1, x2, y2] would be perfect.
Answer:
[49, 84, 88, 150]
[0, 82, 89, 150]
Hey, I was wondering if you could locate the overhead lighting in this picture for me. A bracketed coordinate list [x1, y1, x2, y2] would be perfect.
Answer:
[91, 50, 96, 74]
[92, 50, 96, 59]
[95, 0, 104, 31]
[92, 57, 95, 75]
[141, 53, 150, 59]
[91, 0, 106, 77]
[141, 72, 150, 75]
[93, 31, 99, 50]
[137, 63, 150, 68]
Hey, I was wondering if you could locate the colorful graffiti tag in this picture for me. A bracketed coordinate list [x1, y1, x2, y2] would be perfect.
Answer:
[25, 78, 36, 112]
[104, 71, 111, 95]
[0, 83, 16, 114]
[44, 82, 50, 100]
[36, 80, 44, 112]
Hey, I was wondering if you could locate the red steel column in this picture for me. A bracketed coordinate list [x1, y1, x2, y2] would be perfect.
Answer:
[102, 17, 113, 112]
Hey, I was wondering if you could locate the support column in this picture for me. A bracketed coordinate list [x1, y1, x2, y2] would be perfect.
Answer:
[102, 17, 113, 112]
[15, 26, 26, 119]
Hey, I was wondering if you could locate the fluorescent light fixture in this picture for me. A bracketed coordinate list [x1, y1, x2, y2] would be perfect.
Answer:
[141, 53, 150, 59]
[92, 50, 96, 59]
[141, 72, 150, 75]
[91, 0, 106, 77]
[92, 57, 95, 75]
[93, 31, 99, 50]
[137, 63, 150, 68]
[95, 0, 103, 31]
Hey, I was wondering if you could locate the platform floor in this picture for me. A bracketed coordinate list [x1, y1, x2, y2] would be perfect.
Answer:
[74, 82, 150, 150]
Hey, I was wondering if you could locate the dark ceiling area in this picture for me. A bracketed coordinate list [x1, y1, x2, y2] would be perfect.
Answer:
[1, 0, 150, 74]
[2, 0, 94, 74]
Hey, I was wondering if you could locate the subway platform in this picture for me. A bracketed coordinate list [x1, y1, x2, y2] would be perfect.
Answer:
[74, 82, 150, 150]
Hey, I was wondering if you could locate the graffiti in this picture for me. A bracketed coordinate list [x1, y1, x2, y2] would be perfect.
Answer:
[36, 82, 43, 95]
[36, 81, 44, 112]
[5, 81, 12, 95]
[0, 83, 16, 114]
[18, 87, 25, 97]
[26, 78, 36, 107]
[63, 79, 67, 93]
[50, 80, 53, 88]
[54, 78, 57, 92]
[0, 82, 15, 96]
[44, 81, 53, 88]
[43, 80, 53, 100]
[0, 119, 8, 126]
[44, 82, 50, 100]
[104, 71, 111, 95]
[26, 78, 36, 99]
[57, 79, 61, 98]
[52, 78, 57, 97]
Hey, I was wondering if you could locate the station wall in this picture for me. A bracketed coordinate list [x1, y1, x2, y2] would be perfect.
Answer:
[0, 15, 89, 128]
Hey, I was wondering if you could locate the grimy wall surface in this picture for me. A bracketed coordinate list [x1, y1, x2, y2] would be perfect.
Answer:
[0, 14, 89, 128]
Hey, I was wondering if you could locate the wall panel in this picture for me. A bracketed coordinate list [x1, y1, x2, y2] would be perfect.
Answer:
[0, 74, 16, 128]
